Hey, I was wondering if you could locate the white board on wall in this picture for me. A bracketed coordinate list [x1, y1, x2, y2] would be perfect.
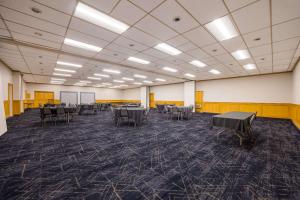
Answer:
[60, 91, 78, 105]
[80, 92, 95, 104]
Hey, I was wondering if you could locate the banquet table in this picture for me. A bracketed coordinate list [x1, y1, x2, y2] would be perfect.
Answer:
[114, 107, 145, 126]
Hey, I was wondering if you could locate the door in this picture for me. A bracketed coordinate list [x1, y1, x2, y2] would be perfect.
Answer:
[34, 91, 54, 107]
[195, 91, 203, 112]
[7, 83, 13, 117]
[149, 93, 155, 108]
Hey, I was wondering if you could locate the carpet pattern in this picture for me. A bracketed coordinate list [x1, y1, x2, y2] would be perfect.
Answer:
[0, 109, 300, 200]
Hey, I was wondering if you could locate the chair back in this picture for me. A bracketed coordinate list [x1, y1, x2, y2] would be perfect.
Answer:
[250, 112, 257, 126]
[120, 108, 128, 117]
[56, 107, 65, 115]
[44, 107, 52, 115]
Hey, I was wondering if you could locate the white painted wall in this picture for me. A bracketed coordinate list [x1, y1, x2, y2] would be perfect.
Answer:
[197, 73, 293, 103]
[122, 88, 140, 100]
[0, 62, 12, 135]
[293, 61, 300, 104]
[184, 81, 195, 110]
[26, 83, 123, 103]
[150, 83, 184, 101]
[0, 72, 7, 135]
[0, 62, 13, 100]
[140, 86, 149, 108]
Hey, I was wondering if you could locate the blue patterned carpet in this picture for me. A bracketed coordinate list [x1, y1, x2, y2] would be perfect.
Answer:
[0, 109, 300, 200]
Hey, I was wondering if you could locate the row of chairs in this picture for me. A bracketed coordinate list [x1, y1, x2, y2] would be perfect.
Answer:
[40, 106, 80, 126]
[111, 107, 150, 127]
[165, 106, 194, 120]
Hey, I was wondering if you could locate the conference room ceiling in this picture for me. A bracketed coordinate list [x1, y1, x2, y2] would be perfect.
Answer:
[0, 0, 299, 89]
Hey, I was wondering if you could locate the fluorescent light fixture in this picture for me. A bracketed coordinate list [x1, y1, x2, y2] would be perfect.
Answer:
[155, 78, 166, 82]
[163, 67, 178, 73]
[119, 84, 128, 87]
[103, 69, 120, 74]
[133, 82, 142, 85]
[74, 2, 129, 34]
[185, 73, 195, 78]
[79, 80, 92, 83]
[143, 80, 153, 84]
[53, 73, 72, 77]
[189, 60, 206, 68]
[231, 50, 250, 60]
[243, 64, 256, 70]
[50, 81, 64, 84]
[64, 38, 102, 52]
[94, 73, 110, 78]
[51, 78, 66, 81]
[102, 82, 112, 85]
[154, 43, 182, 56]
[113, 80, 125, 83]
[122, 77, 134, 81]
[57, 61, 82, 68]
[54, 68, 76, 73]
[134, 74, 147, 79]
[127, 57, 150, 64]
[205, 16, 238, 41]
[109, 86, 121, 89]
[88, 76, 102, 80]
[209, 69, 221, 75]
[94, 84, 105, 87]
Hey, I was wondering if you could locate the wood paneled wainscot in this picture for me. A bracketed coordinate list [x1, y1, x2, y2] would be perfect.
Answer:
[202, 102, 291, 119]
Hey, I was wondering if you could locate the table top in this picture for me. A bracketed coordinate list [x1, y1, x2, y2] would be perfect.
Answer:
[114, 107, 145, 111]
[213, 112, 255, 120]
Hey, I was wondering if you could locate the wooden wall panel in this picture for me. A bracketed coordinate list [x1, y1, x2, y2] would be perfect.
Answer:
[261, 104, 290, 119]
[4, 100, 9, 118]
[13, 100, 21, 115]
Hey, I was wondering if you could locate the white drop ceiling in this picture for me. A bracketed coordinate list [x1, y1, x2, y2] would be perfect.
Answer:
[0, 0, 299, 89]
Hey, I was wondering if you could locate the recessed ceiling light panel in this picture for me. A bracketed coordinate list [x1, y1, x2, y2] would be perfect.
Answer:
[205, 16, 238, 41]
[243, 64, 256, 70]
[103, 69, 121, 74]
[134, 74, 147, 79]
[74, 2, 129, 34]
[209, 69, 221, 75]
[231, 50, 250, 60]
[155, 78, 166, 82]
[54, 68, 76, 73]
[189, 60, 207, 68]
[64, 38, 102, 52]
[127, 57, 150, 64]
[185, 73, 195, 77]
[154, 43, 182, 56]
[163, 67, 178, 72]
[57, 61, 82, 68]
[53, 73, 72, 77]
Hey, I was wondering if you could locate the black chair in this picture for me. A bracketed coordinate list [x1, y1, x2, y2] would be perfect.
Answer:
[117, 108, 129, 127]
[170, 106, 181, 120]
[53, 107, 66, 125]
[40, 107, 52, 127]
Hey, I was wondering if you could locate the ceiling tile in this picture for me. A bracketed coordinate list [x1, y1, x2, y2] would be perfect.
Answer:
[202, 43, 227, 56]
[186, 48, 211, 60]
[273, 37, 300, 53]
[166, 35, 188, 47]
[151, 0, 199, 33]
[0, 29, 10, 37]
[0, 6, 67, 36]
[142, 48, 169, 59]
[33, 0, 77, 15]
[221, 36, 247, 52]
[6, 21, 64, 44]
[224, 0, 257, 12]
[135, 15, 178, 40]
[113, 36, 149, 51]
[232, 0, 270, 34]
[105, 43, 138, 56]
[11, 32, 62, 49]
[122, 27, 160, 47]
[111, 0, 146, 25]
[177, 0, 228, 24]
[249, 44, 272, 57]
[61, 45, 98, 57]
[272, 0, 300, 25]
[81, 0, 119, 13]
[176, 42, 197, 52]
[272, 18, 300, 42]
[183, 26, 216, 47]
[65, 29, 109, 48]
[273, 50, 294, 61]
[69, 17, 118, 42]
[128, 0, 164, 12]
[0, 0, 71, 27]
[243, 28, 271, 48]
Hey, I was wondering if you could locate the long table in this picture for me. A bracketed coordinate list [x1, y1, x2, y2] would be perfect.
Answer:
[113, 107, 145, 126]
[211, 112, 255, 145]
